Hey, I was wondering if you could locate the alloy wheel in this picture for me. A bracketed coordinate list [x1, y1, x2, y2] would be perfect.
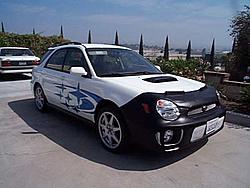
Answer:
[35, 86, 45, 110]
[98, 112, 122, 149]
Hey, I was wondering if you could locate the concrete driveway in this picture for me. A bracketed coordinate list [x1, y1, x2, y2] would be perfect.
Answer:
[0, 74, 250, 188]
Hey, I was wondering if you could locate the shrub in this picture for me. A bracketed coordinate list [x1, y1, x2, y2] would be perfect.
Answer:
[0, 32, 70, 57]
[152, 57, 208, 80]
[241, 86, 250, 104]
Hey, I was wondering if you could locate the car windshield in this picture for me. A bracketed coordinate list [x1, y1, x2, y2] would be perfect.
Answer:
[0, 49, 34, 56]
[87, 48, 162, 77]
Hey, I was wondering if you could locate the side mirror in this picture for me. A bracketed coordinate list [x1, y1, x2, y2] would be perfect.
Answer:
[70, 67, 88, 77]
[155, 65, 161, 71]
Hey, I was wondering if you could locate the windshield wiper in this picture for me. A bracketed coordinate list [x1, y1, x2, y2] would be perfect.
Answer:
[100, 71, 163, 77]
[100, 73, 128, 77]
[124, 71, 163, 76]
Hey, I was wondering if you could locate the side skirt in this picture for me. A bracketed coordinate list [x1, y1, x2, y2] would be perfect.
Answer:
[47, 103, 96, 127]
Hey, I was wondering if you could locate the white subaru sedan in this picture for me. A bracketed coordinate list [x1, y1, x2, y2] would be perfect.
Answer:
[31, 42, 225, 153]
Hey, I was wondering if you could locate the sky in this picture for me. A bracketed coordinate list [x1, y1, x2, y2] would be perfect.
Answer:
[0, 0, 249, 49]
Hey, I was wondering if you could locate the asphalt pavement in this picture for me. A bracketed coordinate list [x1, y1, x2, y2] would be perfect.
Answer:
[0, 74, 250, 188]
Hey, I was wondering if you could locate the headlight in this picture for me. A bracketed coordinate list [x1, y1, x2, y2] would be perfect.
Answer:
[156, 99, 180, 121]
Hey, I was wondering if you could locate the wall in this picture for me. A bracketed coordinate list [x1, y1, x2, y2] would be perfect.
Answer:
[204, 71, 250, 101]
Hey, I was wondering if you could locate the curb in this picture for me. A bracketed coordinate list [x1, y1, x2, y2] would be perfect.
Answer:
[225, 111, 250, 127]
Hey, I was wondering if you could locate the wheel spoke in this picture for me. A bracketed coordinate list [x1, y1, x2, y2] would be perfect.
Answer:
[102, 130, 108, 138]
[112, 127, 120, 132]
[99, 123, 106, 129]
[103, 114, 109, 125]
[111, 134, 119, 143]
[109, 115, 114, 125]
[107, 134, 112, 145]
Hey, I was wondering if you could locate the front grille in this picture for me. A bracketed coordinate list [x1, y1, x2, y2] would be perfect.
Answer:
[188, 103, 216, 116]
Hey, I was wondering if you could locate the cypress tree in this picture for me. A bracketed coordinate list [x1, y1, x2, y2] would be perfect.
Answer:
[163, 36, 169, 60]
[114, 30, 119, 45]
[1, 22, 5, 33]
[232, 38, 236, 54]
[60, 25, 64, 38]
[186, 40, 191, 61]
[88, 30, 92, 44]
[210, 38, 215, 68]
[139, 34, 143, 56]
[202, 48, 206, 60]
[32, 28, 35, 35]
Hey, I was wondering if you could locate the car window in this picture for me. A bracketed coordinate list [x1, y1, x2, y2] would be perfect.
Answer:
[40, 49, 54, 64]
[45, 49, 67, 71]
[0, 49, 34, 56]
[63, 48, 89, 73]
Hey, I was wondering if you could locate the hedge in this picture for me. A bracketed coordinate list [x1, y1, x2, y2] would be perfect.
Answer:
[0, 32, 70, 57]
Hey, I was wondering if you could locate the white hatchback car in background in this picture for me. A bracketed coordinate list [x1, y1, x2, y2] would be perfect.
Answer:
[31, 42, 225, 153]
[0, 47, 40, 74]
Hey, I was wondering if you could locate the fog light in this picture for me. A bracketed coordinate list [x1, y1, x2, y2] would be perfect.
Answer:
[164, 130, 173, 143]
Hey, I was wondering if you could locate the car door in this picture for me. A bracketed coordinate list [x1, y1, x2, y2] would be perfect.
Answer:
[60, 48, 100, 121]
[42, 49, 67, 107]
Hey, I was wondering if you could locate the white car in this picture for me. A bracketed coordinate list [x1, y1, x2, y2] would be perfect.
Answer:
[31, 42, 225, 153]
[0, 47, 40, 74]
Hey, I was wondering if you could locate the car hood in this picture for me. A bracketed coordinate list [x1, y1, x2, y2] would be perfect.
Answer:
[102, 74, 206, 94]
[0, 56, 40, 61]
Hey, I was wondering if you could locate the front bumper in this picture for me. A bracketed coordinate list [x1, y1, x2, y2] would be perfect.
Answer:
[124, 106, 225, 151]
[120, 88, 226, 152]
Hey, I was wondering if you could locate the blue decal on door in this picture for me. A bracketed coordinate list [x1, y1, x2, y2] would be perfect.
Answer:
[54, 82, 102, 114]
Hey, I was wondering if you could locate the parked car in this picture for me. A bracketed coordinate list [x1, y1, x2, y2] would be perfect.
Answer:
[0, 47, 40, 74]
[31, 42, 225, 153]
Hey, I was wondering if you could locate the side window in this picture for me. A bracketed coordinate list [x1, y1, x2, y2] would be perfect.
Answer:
[45, 49, 67, 71]
[40, 49, 54, 64]
[63, 48, 89, 73]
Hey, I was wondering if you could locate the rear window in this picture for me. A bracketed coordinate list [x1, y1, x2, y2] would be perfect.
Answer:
[0, 49, 34, 56]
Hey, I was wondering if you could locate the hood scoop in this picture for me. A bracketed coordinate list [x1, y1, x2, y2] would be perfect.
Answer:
[143, 76, 178, 83]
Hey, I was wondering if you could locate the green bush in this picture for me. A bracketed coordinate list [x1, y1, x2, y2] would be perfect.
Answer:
[241, 86, 250, 104]
[0, 32, 70, 57]
[152, 57, 208, 79]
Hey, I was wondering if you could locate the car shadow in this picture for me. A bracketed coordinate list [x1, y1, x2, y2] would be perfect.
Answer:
[0, 73, 31, 82]
[8, 98, 208, 171]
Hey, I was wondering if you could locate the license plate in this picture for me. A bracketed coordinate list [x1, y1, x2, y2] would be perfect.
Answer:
[19, 62, 27, 65]
[206, 116, 224, 135]
[191, 116, 224, 142]
[191, 124, 206, 142]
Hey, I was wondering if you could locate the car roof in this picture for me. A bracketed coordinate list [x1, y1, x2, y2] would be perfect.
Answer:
[48, 43, 131, 51]
[0, 47, 30, 50]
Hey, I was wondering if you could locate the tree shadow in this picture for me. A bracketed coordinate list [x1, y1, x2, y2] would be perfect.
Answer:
[8, 98, 208, 171]
[0, 73, 31, 82]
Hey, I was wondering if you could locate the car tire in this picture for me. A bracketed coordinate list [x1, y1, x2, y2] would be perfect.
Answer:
[34, 84, 47, 112]
[96, 106, 129, 153]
